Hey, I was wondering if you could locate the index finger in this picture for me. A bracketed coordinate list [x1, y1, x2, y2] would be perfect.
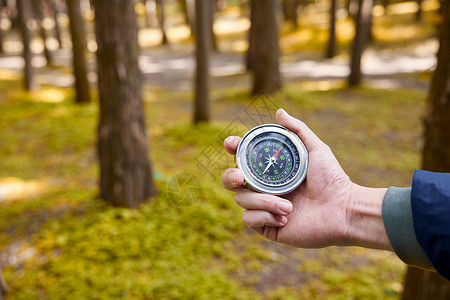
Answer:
[224, 136, 241, 155]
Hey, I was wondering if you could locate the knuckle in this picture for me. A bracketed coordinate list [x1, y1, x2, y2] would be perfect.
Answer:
[261, 196, 277, 212]
[241, 211, 251, 226]
[263, 212, 274, 225]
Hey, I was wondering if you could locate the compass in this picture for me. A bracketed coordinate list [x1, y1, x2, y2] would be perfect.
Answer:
[236, 124, 308, 195]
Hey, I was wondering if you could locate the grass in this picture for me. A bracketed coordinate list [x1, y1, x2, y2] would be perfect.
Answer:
[0, 70, 428, 298]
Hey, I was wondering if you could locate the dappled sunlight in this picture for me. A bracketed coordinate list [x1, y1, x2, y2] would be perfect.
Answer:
[0, 177, 49, 203]
[139, 28, 164, 47]
[362, 51, 436, 75]
[166, 25, 191, 42]
[387, 0, 439, 15]
[0, 69, 20, 81]
[139, 25, 192, 47]
[374, 23, 430, 43]
[30, 87, 68, 103]
[214, 17, 250, 35]
[300, 80, 346, 91]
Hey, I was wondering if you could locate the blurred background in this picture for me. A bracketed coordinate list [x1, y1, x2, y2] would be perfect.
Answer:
[0, 0, 449, 298]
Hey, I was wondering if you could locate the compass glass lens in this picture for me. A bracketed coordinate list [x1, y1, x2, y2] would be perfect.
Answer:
[246, 132, 300, 187]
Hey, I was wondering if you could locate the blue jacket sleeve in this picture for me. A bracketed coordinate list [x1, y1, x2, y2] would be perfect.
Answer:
[411, 169, 450, 280]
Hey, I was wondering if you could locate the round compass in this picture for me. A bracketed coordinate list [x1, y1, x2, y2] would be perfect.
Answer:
[236, 124, 308, 195]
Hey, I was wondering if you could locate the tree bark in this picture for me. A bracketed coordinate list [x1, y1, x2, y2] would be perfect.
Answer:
[155, 0, 168, 44]
[185, 0, 195, 37]
[0, 267, 8, 300]
[246, 0, 256, 71]
[251, 0, 282, 95]
[0, 5, 3, 54]
[67, 0, 90, 103]
[31, 0, 52, 64]
[46, 0, 63, 48]
[193, 0, 210, 124]
[326, 0, 337, 58]
[348, 0, 373, 87]
[403, 0, 450, 297]
[93, 0, 157, 208]
[283, 0, 298, 28]
[421, 0, 450, 172]
[209, 0, 218, 51]
[416, 0, 423, 22]
[17, 0, 37, 91]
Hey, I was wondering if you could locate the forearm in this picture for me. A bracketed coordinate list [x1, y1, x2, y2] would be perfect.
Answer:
[346, 184, 393, 251]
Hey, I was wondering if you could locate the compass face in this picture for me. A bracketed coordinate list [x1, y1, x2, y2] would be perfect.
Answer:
[247, 133, 299, 186]
[236, 124, 308, 195]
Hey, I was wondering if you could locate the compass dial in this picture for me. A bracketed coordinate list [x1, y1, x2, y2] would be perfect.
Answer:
[236, 124, 308, 195]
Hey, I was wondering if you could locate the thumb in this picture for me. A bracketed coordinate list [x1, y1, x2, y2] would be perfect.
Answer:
[276, 108, 323, 152]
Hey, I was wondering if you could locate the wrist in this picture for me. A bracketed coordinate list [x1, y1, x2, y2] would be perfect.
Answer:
[345, 183, 392, 251]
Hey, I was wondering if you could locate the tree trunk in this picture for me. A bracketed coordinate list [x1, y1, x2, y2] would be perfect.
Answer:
[185, 0, 195, 36]
[142, 0, 158, 28]
[246, 0, 256, 71]
[348, 0, 373, 87]
[17, 0, 37, 91]
[0, 267, 8, 300]
[421, 0, 450, 172]
[93, 0, 157, 208]
[0, 6, 3, 54]
[403, 0, 450, 298]
[67, 0, 90, 103]
[283, 0, 298, 28]
[155, 0, 168, 44]
[326, 0, 337, 58]
[46, 0, 63, 48]
[193, 0, 210, 124]
[31, 0, 52, 65]
[251, 0, 282, 95]
[209, 0, 218, 51]
[416, 0, 423, 22]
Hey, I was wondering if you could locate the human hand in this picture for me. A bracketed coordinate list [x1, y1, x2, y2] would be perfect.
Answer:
[222, 109, 391, 251]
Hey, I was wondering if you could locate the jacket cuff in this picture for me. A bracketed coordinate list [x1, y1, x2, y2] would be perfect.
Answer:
[382, 187, 433, 270]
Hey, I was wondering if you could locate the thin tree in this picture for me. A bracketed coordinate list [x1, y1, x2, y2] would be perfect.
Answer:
[0, 5, 3, 53]
[0, 267, 8, 300]
[185, 0, 195, 36]
[251, 0, 282, 95]
[17, 0, 36, 91]
[66, 0, 90, 103]
[348, 0, 374, 87]
[246, 0, 256, 71]
[142, 0, 158, 28]
[46, 0, 63, 48]
[93, 0, 157, 207]
[155, 0, 168, 44]
[402, 0, 450, 298]
[282, 0, 298, 28]
[326, 0, 337, 58]
[193, 0, 210, 124]
[416, 0, 423, 21]
[31, 0, 52, 64]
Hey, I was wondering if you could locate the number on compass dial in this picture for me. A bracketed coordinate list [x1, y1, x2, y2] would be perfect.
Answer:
[246, 133, 300, 186]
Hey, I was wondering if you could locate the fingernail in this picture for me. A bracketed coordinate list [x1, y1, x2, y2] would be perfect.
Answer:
[278, 200, 292, 214]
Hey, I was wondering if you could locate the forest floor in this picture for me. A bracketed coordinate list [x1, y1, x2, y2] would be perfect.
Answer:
[0, 1, 441, 299]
